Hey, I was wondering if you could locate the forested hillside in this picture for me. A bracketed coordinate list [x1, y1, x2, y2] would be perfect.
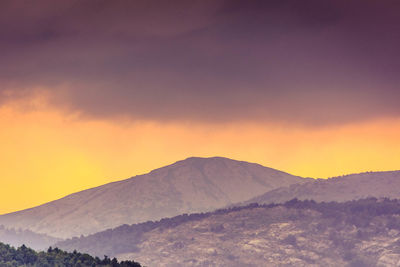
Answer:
[0, 242, 141, 267]
[57, 198, 400, 266]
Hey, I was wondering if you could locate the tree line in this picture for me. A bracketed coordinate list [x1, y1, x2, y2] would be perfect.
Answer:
[0, 242, 141, 267]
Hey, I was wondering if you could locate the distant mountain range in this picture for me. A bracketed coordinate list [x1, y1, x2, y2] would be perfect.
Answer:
[1, 155, 400, 264]
[56, 198, 400, 267]
[243, 171, 400, 205]
[0, 157, 307, 238]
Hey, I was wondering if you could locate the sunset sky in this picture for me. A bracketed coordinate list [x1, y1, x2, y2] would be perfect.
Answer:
[1, 0, 399, 214]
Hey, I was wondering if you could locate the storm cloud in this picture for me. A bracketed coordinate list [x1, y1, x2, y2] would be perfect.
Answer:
[0, 0, 399, 125]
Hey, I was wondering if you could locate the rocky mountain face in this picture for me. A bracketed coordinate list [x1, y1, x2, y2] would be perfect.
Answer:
[56, 198, 400, 267]
[243, 171, 400, 205]
[0, 157, 306, 238]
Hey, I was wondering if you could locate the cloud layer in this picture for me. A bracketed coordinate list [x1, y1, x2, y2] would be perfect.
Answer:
[1, 0, 399, 125]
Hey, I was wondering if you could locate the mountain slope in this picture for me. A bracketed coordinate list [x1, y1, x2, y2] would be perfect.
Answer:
[0, 157, 307, 238]
[56, 199, 400, 267]
[245, 170, 400, 205]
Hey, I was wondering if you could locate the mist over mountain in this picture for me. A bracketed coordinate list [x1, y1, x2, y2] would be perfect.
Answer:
[0, 225, 61, 251]
[0, 157, 306, 238]
[244, 171, 400, 205]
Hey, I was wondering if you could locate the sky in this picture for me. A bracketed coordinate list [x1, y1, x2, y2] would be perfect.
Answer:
[0, 0, 399, 213]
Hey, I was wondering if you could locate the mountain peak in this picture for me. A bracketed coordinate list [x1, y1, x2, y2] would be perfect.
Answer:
[0, 157, 306, 238]
[164, 156, 277, 172]
[174, 156, 245, 165]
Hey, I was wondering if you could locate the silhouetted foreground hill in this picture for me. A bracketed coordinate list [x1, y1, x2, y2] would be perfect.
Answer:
[0, 225, 61, 251]
[0, 242, 141, 267]
[0, 157, 307, 238]
[57, 198, 400, 267]
[244, 171, 400, 205]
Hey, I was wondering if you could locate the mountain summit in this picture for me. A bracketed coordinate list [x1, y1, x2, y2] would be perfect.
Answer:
[0, 157, 306, 238]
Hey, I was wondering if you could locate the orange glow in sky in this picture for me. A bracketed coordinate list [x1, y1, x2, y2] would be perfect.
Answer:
[1, 101, 400, 214]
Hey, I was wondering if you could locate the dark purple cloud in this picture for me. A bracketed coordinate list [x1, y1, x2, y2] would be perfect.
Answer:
[0, 0, 399, 125]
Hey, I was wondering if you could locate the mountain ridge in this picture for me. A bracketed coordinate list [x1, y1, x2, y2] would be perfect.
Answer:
[0, 157, 299, 216]
[0, 156, 308, 239]
[243, 170, 400, 205]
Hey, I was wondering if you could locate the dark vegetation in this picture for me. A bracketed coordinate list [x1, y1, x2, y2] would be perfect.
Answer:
[282, 197, 400, 228]
[57, 204, 264, 256]
[0, 243, 141, 267]
[57, 197, 400, 261]
[57, 211, 220, 256]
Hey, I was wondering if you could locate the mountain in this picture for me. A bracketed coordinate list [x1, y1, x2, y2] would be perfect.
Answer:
[243, 170, 400, 205]
[0, 157, 307, 238]
[0, 225, 61, 251]
[56, 198, 400, 267]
